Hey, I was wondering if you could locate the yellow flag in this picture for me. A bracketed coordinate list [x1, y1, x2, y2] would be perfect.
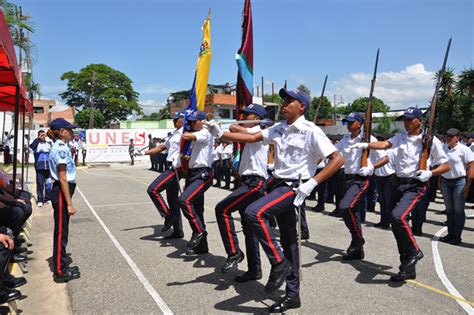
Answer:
[195, 14, 212, 111]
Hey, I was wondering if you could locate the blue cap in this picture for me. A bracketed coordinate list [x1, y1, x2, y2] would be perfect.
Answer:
[279, 88, 311, 111]
[187, 110, 207, 121]
[343, 112, 365, 123]
[400, 107, 423, 120]
[172, 110, 185, 119]
[242, 103, 266, 119]
[49, 118, 76, 130]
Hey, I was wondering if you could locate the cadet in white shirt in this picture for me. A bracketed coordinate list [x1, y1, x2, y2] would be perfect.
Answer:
[211, 142, 221, 187]
[145, 110, 185, 239]
[353, 107, 449, 282]
[214, 104, 268, 282]
[336, 112, 380, 261]
[178, 110, 214, 255]
[219, 142, 233, 189]
[211, 89, 343, 313]
[439, 128, 474, 245]
[372, 143, 396, 229]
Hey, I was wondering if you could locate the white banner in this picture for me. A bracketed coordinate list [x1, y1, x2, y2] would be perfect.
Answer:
[86, 129, 173, 163]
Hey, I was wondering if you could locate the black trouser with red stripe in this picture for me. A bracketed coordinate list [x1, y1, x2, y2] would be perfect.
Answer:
[147, 168, 183, 233]
[51, 182, 76, 276]
[215, 176, 264, 274]
[391, 178, 426, 255]
[339, 174, 369, 243]
[179, 167, 213, 234]
[245, 181, 300, 298]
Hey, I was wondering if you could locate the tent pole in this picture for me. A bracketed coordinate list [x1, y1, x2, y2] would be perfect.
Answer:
[11, 84, 20, 195]
[21, 107, 25, 190]
[25, 107, 32, 184]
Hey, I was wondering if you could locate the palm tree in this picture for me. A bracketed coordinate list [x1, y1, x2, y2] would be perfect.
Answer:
[457, 68, 474, 100]
[435, 67, 456, 98]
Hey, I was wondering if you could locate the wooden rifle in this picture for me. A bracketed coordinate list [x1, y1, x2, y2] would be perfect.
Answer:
[419, 38, 452, 171]
[313, 75, 328, 125]
[361, 49, 380, 167]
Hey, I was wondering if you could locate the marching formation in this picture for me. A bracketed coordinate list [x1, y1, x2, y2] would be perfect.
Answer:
[139, 85, 473, 312]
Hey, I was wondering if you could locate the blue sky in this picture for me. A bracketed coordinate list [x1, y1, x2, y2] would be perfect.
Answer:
[15, 0, 473, 112]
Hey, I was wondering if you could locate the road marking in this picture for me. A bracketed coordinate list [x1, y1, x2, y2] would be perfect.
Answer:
[432, 227, 474, 313]
[77, 187, 173, 315]
[93, 201, 153, 208]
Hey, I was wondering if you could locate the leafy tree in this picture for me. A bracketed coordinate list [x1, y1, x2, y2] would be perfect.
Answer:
[435, 68, 474, 132]
[263, 93, 282, 104]
[347, 96, 389, 113]
[305, 96, 332, 121]
[75, 108, 105, 129]
[169, 90, 191, 102]
[296, 84, 311, 96]
[60, 64, 141, 124]
[139, 107, 170, 121]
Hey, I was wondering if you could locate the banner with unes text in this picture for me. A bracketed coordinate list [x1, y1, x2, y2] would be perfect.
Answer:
[85, 129, 173, 163]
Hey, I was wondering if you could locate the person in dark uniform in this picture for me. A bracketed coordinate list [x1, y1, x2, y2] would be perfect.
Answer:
[211, 89, 343, 312]
[335, 112, 379, 260]
[143, 111, 185, 239]
[129, 139, 135, 166]
[213, 104, 268, 281]
[179, 111, 214, 255]
[353, 107, 449, 282]
[48, 118, 81, 282]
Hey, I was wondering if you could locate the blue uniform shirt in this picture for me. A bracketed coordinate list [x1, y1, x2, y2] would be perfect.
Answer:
[49, 139, 76, 183]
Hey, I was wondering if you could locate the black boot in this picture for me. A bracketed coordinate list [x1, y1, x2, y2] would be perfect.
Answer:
[343, 238, 365, 261]
[265, 259, 293, 293]
[221, 250, 245, 273]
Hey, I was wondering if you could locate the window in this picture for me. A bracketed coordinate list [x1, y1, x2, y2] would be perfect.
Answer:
[219, 108, 231, 118]
[34, 107, 44, 114]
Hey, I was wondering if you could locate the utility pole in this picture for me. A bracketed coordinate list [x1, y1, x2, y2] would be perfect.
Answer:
[88, 71, 96, 129]
[261, 76, 264, 105]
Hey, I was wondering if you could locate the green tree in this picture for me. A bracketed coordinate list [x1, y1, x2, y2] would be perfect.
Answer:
[75, 108, 105, 129]
[436, 68, 474, 132]
[60, 64, 141, 124]
[138, 107, 171, 121]
[296, 84, 311, 96]
[347, 96, 389, 113]
[263, 93, 282, 104]
[305, 96, 332, 121]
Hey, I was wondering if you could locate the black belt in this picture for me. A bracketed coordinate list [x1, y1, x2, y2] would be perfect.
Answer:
[344, 174, 365, 180]
[241, 175, 265, 181]
[189, 167, 211, 173]
[442, 176, 466, 181]
[397, 177, 421, 184]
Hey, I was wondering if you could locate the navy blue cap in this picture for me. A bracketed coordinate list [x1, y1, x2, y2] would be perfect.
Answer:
[172, 110, 185, 119]
[49, 118, 76, 130]
[400, 107, 423, 120]
[242, 103, 266, 119]
[187, 110, 207, 121]
[279, 88, 311, 111]
[343, 112, 365, 123]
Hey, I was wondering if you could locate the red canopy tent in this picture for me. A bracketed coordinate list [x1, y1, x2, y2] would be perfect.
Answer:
[0, 10, 32, 112]
[0, 9, 33, 193]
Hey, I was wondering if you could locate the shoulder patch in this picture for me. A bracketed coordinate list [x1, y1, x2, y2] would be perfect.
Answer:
[59, 143, 65, 146]
[59, 150, 66, 159]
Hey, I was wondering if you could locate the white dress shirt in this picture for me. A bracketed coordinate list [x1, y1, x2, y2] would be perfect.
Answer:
[442, 143, 474, 179]
[388, 132, 448, 178]
[336, 133, 377, 175]
[240, 125, 269, 179]
[189, 128, 214, 169]
[164, 127, 183, 168]
[372, 148, 395, 177]
[261, 116, 337, 180]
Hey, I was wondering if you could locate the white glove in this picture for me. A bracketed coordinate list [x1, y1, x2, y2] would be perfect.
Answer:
[134, 151, 144, 156]
[416, 170, 432, 182]
[293, 178, 318, 207]
[350, 142, 369, 150]
[359, 165, 374, 177]
[207, 120, 224, 138]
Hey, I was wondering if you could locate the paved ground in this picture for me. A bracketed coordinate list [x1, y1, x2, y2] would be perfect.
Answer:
[29, 164, 474, 314]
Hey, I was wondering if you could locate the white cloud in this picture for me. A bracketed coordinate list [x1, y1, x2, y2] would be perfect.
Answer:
[139, 99, 166, 115]
[138, 84, 175, 95]
[333, 64, 436, 109]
